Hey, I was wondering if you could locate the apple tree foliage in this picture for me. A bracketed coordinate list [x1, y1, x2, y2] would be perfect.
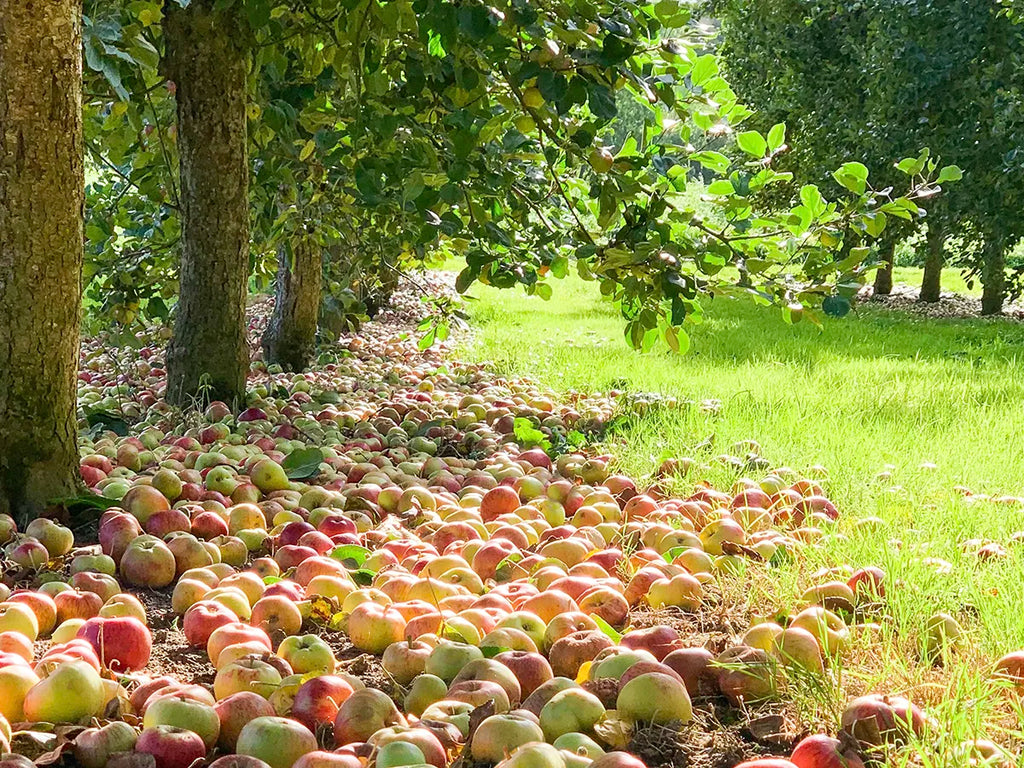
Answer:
[713, 0, 1024, 312]
[83, 0, 957, 362]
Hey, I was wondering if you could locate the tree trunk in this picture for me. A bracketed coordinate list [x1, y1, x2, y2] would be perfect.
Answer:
[872, 239, 895, 295]
[163, 0, 250, 408]
[919, 223, 945, 303]
[981, 237, 1005, 315]
[262, 237, 322, 371]
[0, 0, 84, 524]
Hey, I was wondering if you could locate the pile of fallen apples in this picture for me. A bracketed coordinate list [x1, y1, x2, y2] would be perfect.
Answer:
[0, 291, 1021, 768]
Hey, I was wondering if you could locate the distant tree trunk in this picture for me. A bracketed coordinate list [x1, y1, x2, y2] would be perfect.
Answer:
[365, 264, 401, 318]
[163, 0, 250, 408]
[262, 237, 322, 371]
[0, 0, 84, 524]
[872, 239, 895, 295]
[919, 223, 945, 303]
[981, 237, 1005, 315]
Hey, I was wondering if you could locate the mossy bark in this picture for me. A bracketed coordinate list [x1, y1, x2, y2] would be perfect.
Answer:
[0, 0, 84, 523]
[262, 237, 322, 371]
[163, 0, 250, 408]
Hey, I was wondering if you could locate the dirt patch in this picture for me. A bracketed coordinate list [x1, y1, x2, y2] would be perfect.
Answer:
[133, 587, 217, 685]
[629, 700, 799, 768]
[321, 631, 399, 700]
[864, 283, 1024, 321]
[626, 600, 749, 656]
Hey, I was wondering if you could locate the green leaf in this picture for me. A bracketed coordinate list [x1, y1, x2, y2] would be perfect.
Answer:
[494, 552, 524, 581]
[665, 326, 690, 354]
[863, 211, 887, 238]
[418, 327, 436, 350]
[350, 568, 375, 586]
[52, 494, 120, 514]
[455, 267, 478, 293]
[588, 84, 618, 120]
[690, 55, 718, 86]
[329, 544, 371, 567]
[937, 165, 963, 183]
[246, 0, 271, 29]
[147, 296, 169, 321]
[706, 179, 734, 195]
[457, 5, 493, 39]
[85, 409, 129, 436]
[799, 184, 825, 216]
[767, 123, 786, 152]
[833, 162, 869, 194]
[737, 131, 767, 157]
[282, 446, 324, 479]
[513, 417, 549, 450]
[403, 171, 425, 203]
[663, 546, 688, 563]
[896, 156, 926, 176]
[690, 151, 730, 174]
[550, 255, 569, 279]
[591, 615, 623, 643]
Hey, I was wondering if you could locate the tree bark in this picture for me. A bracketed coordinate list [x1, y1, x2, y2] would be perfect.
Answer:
[0, 0, 84, 523]
[872, 239, 895, 295]
[981, 237, 1005, 315]
[163, 0, 250, 408]
[919, 223, 945, 303]
[262, 237, 322, 371]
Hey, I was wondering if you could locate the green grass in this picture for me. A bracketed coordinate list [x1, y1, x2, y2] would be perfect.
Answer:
[454, 263, 1024, 744]
[892, 265, 979, 296]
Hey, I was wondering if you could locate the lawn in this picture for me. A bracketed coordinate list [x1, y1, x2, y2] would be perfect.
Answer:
[892, 265, 979, 296]
[456, 263, 1024, 743]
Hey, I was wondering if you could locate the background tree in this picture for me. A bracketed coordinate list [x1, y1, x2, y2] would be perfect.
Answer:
[714, 0, 1022, 309]
[0, 0, 84, 522]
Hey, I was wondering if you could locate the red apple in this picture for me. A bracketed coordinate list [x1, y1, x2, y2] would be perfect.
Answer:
[790, 734, 866, 768]
[135, 726, 207, 768]
[291, 675, 355, 731]
[183, 601, 239, 648]
[54, 589, 103, 624]
[619, 625, 681, 661]
[77, 616, 152, 672]
[214, 691, 276, 751]
[494, 651, 553, 698]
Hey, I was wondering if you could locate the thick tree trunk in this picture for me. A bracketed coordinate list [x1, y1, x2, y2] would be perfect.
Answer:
[0, 0, 84, 523]
[919, 223, 945, 303]
[163, 0, 250, 408]
[262, 237, 322, 371]
[981, 237, 1005, 315]
[872, 239, 895, 295]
